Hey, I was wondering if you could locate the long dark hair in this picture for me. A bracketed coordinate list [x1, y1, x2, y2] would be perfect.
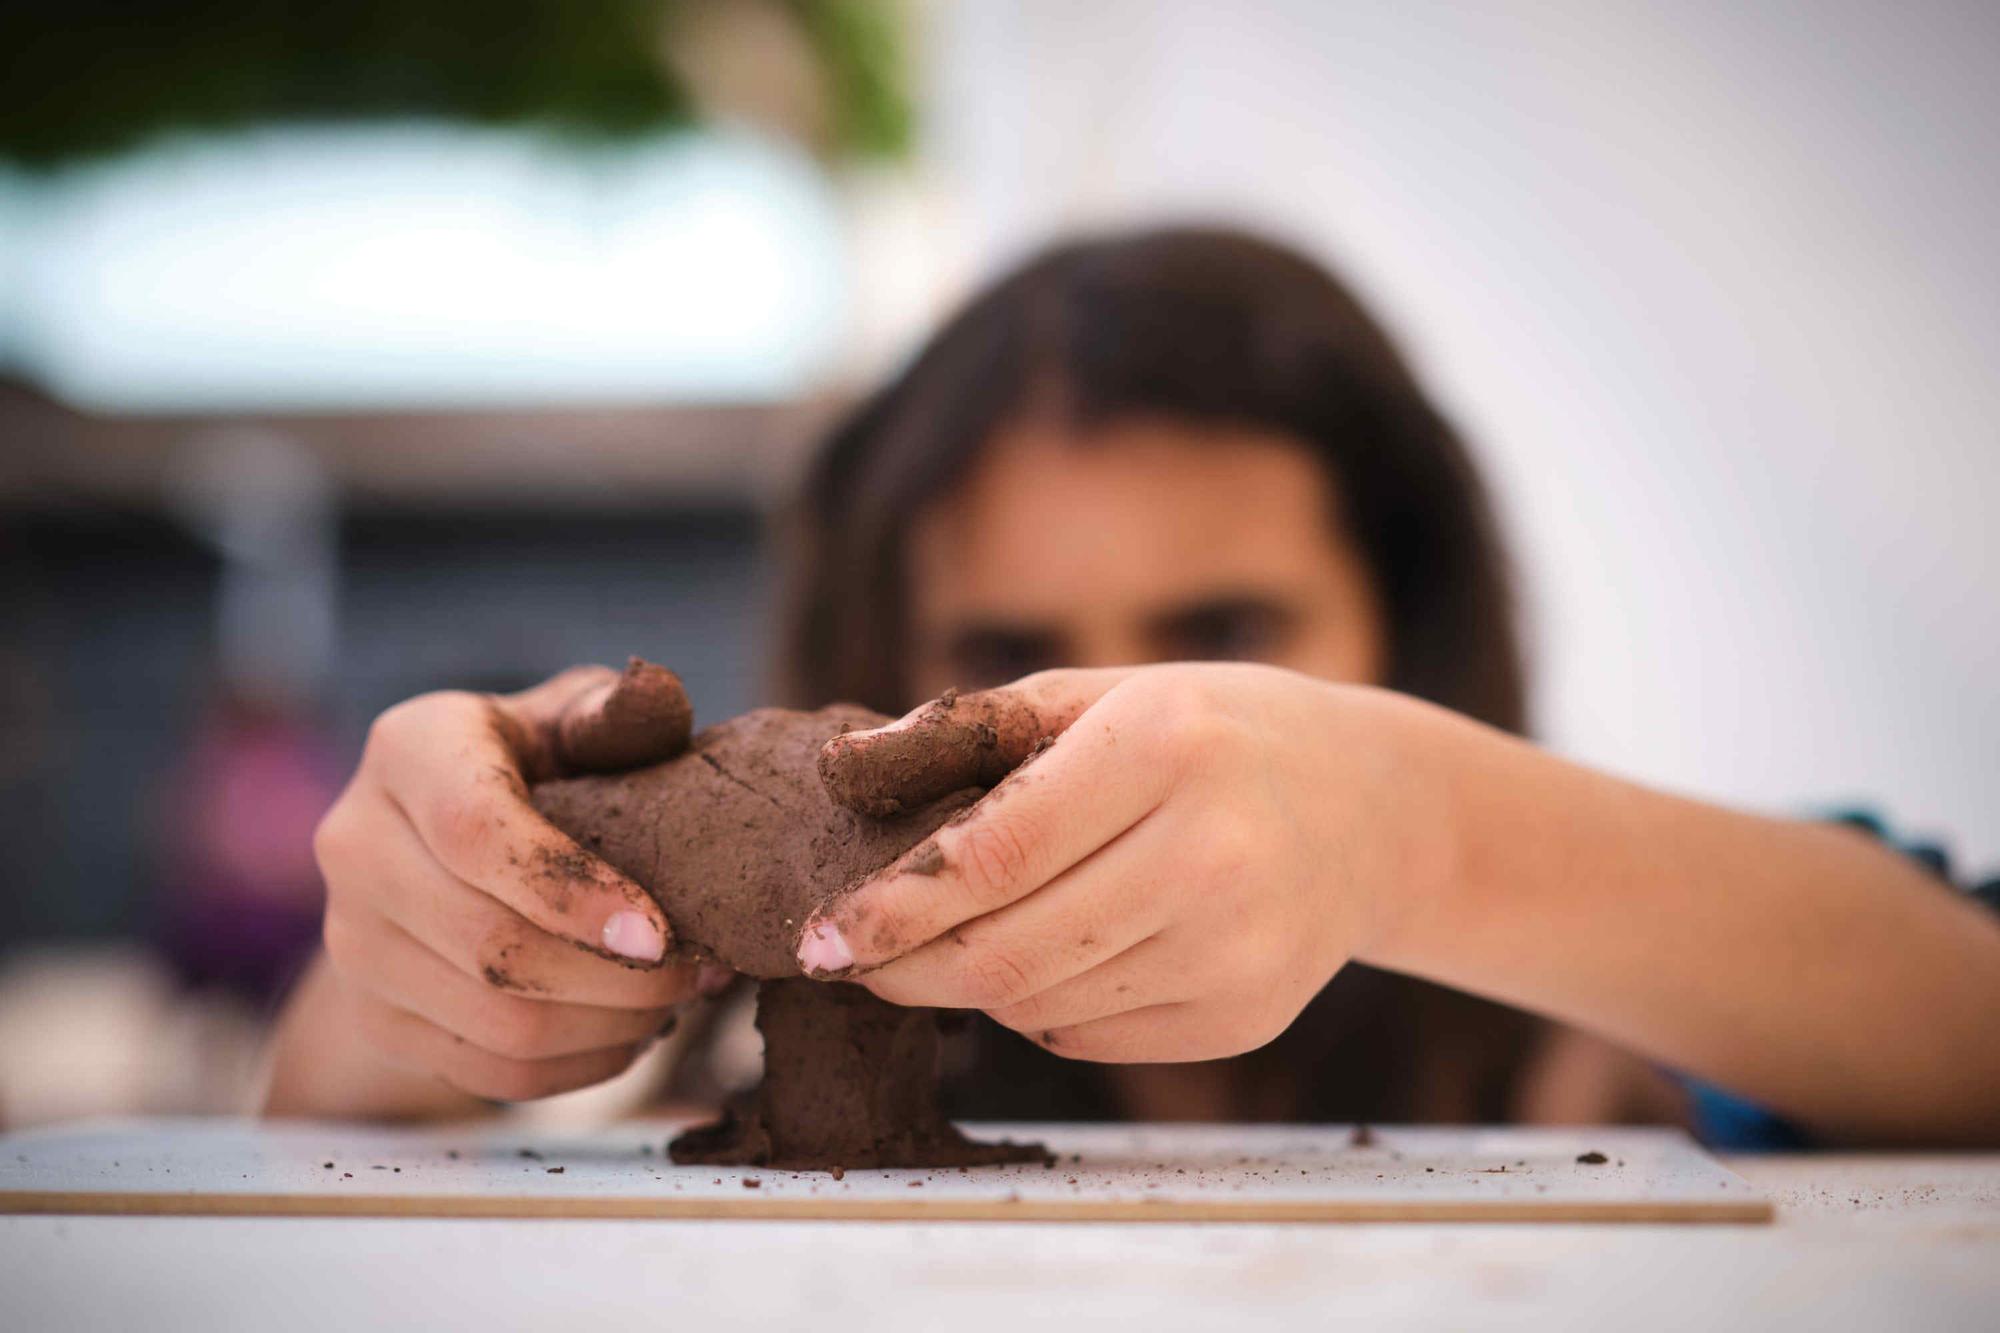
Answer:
[778, 226, 1542, 1123]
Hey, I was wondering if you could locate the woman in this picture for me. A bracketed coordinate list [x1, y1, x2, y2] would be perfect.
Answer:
[267, 228, 2000, 1145]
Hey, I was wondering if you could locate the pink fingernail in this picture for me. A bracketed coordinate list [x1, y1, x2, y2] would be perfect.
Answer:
[602, 910, 666, 962]
[797, 921, 854, 975]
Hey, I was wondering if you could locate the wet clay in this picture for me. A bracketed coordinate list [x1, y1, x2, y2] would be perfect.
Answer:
[531, 685, 1044, 1170]
[670, 978, 1046, 1170]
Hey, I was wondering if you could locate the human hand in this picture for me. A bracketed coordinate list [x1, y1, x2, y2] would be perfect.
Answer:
[309, 659, 718, 1102]
[803, 663, 1455, 1062]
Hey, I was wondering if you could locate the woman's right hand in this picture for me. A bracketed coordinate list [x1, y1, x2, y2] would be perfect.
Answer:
[267, 661, 710, 1114]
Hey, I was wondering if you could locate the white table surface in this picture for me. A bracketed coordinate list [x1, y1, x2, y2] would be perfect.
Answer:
[3, 1120, 1996, 1332]
[0, 1118, 1766, 1221]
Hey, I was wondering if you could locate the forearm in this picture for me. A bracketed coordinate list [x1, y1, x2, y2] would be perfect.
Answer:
[1364, 701, 2000, 1145]
[262, 951, 490, 1122]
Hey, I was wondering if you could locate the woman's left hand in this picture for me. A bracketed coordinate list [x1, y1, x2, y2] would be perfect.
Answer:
[799, 664, 1457, 1063]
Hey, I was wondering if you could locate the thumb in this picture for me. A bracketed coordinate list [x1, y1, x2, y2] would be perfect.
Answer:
[505, 658, 693, 780]
[818, 667, 1131, 816]
[555, 657, 693, 773]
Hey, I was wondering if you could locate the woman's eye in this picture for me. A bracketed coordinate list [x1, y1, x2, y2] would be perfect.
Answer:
[1155, 600, 1293, 663]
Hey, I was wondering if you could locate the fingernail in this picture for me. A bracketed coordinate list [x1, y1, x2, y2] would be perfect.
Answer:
[602, 910, 666, 962]
[797, 921, 854, 975]
[697, 964, 735, 997]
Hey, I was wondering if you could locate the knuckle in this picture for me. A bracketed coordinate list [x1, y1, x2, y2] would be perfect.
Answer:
[1036, 1025, 1097, 1063]
[349, 997, 407, 1060]
[963, 946, 1036, 1010]
[1199, 813, 1262, 886]
[474, 930, 545, 998]
[952, 816, 1037, 906]
[983, 991, 1046, 1033]
[1148, 678, 1237, 764]
[456, 1054, 552, 1103]
[425, 786, 496, 863]
[363, 695, 426, 759]
[1219, 989, 1292, 1056]
[480, 998, 558, 1061]
[366, 691, 484, 765]
[320, 910, 360, 971]
[310, 801, 360, 880]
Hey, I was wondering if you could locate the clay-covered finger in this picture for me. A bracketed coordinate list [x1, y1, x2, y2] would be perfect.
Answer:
[364, 688, 672, 962]
[798, 680, 1175, 975]
[321, 789, 698, 1009]
[324, 906, 679, 1060]
[817, 668, 1128, 816]
[351, 991, 650, 1102]
[551, 657, 693, 774]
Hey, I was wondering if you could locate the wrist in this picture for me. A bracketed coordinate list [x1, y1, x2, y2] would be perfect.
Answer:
[1344, 689, 1490, 974]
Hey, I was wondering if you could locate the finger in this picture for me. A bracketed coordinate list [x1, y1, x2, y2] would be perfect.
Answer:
[364, 688, 671, 962]
[319, 789, 699, 1010]
[351, 991, 648, 1102]
[1028, 1003, 1192, 1064]
[982, 936, 1183, 1035]
[818, 668, 1131, 816]
[1031, 982, 1296, 1065]
[545, 657, 693, 775]
[799, 678, 1176, 975]
[858, 811, 1175, 1011]
[324, 906, 677, 1061]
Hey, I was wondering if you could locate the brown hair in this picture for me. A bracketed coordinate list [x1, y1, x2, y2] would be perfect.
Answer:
[778, 225, 1542, 1123]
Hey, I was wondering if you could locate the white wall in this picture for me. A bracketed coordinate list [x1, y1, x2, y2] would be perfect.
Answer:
[914, 0, 1999, 870]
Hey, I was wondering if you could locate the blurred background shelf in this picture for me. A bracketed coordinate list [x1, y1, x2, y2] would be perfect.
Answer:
[0, 379, 843, 511]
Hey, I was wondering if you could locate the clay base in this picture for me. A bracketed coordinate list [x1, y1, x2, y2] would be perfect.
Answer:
[670, 979, 1048, 1172]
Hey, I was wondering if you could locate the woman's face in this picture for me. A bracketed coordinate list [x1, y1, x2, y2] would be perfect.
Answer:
[906, 416, 1388, 698]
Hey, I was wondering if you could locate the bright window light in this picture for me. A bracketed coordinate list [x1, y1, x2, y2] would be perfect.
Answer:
[0, 124, 848, 412]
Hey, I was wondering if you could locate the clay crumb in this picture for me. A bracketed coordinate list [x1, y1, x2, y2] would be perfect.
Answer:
[1576, 1151, 1609, 1165]
[830, 1167, 845, 1181]
[906, 841, 947, 876]
[1349, 1124, 1376, 1148]
[907, 1180, 924, 1188]
[939, 687, 959, 708]
[546, 1167, 565, 1174]
[322, 1162, 334, 1169]
[446, 1150, 460, 1160]
[517, 1148, 544, 1161]
[742, 1177, 762, 1189]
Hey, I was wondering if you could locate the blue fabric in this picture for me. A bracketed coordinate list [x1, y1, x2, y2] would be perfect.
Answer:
[1675, 808, 1994, 1153]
